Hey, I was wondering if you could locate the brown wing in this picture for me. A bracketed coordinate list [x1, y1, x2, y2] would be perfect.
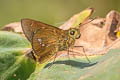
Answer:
[21, 18, 65, 63]
[21, 18, 59, 42]
[32, 21, 65, 63]
[33, 33, 59, 63]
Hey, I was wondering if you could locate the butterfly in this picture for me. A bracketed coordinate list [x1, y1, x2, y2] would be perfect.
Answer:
[21, 19, 82, 64]
[21, 8, 93, 64]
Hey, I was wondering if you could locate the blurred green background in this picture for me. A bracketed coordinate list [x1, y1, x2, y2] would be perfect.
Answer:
[0, 0, 119, 28]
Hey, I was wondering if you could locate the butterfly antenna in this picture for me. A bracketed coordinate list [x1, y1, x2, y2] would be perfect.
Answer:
[74, 46, 91, 63]
[79, 18, 96, 26]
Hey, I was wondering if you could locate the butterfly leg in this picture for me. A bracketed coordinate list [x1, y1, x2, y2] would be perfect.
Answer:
[67, 47, 73, 67]
[48, 53, 58, 69]
[74, 46, 91, 63]
[70, 48, 77, 58]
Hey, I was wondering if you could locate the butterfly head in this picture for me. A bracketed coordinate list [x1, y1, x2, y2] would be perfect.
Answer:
[68, 28, 81, 39]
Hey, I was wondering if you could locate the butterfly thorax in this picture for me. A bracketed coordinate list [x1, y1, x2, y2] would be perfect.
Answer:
[58, 28, 80, 51]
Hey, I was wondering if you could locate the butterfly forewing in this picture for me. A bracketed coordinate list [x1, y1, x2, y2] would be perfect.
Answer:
[21, 19, 58, 42]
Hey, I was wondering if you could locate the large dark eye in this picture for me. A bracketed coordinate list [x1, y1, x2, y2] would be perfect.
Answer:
[69, 28, 80, 39]
[70, 31, 75, 35]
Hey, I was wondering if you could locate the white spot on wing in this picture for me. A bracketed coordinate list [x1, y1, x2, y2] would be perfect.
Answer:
[38, 38, 42, 44]
[42, 44, 45, 46]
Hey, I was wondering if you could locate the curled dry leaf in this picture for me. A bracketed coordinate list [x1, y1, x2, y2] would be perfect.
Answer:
[1, 22, 25, 37]
[2, 22, 22, 33]
[60, 8, 94, 30]
[104, 10, 120, 46]
[58, 10, 120, 57]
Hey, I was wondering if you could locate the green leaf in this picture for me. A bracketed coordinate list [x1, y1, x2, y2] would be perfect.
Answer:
[0, 31, 35, 80]
[33, 49, 120, 80]
[0, 31, 48, 80]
